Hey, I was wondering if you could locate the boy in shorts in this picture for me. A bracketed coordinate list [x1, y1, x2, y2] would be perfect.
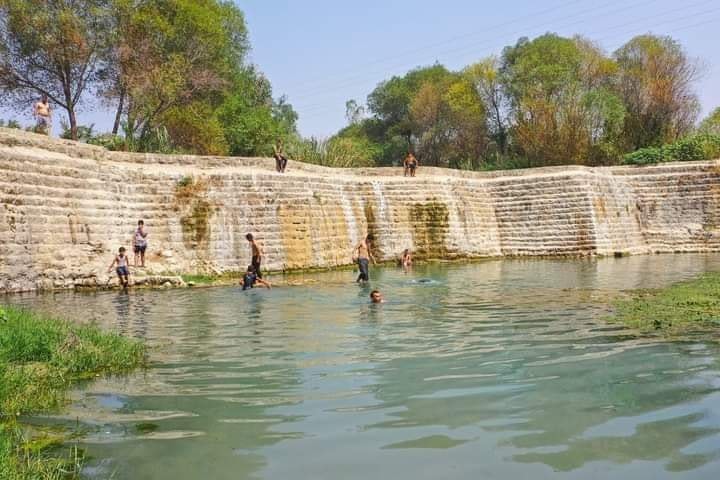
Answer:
[108, 247, 131, 288]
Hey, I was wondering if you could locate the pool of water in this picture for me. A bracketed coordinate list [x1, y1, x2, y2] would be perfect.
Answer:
[9, 255, 720, 479]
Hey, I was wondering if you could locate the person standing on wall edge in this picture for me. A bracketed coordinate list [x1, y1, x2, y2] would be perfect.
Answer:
[246, 233, 264, 278]
[273, 139, 288, 173]
[133, 220, 148, 268]
[33, 94, 51, 135]
[403, 152, 418, 177]
[353, 234, 376, 283]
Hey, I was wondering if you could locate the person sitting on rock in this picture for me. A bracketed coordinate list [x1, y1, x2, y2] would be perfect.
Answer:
[108, 247, 130, 289]
[241, 265, 271, 291]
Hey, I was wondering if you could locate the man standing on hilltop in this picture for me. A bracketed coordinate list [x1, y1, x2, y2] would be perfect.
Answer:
[33, 94, 52, 135]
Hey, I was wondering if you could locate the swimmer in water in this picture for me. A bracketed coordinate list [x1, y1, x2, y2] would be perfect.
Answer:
[370, 290, 384, 303]
[401, 249, 412, 269]
[241, 265, 271, 290]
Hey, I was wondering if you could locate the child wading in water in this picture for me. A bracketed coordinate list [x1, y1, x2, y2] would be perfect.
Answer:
[108, 247, 130, 288]
[353, 234, 376, 283]
[246, 233, 264, 278]
[241, 265, 271, 290]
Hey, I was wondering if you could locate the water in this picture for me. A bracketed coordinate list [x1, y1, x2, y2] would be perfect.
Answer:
[9, 255, 720, 479]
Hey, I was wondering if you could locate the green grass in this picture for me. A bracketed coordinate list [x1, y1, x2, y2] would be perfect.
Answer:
[0, 305, 145, 479]
[611, 272, 720, 336]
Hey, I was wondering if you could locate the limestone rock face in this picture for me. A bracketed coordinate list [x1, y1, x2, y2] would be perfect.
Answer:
[2, 128, 720, 293]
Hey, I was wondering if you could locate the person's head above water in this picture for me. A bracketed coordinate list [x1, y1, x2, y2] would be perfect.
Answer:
[246, 233, 254, 242]
[370, 290, 384, 303]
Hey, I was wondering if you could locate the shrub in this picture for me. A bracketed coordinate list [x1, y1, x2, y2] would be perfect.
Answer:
[623, 134, 720, 165]
[286, 136, 377, 168]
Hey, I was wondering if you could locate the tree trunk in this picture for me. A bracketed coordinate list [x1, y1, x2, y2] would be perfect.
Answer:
[68, 106, 78, 141]
[112, 89, 125, 135]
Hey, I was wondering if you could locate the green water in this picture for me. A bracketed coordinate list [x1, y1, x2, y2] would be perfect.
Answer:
[11, 255, 720, 479]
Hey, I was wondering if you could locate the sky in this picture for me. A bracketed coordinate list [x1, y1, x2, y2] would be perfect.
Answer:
[3, 0, 720, 137]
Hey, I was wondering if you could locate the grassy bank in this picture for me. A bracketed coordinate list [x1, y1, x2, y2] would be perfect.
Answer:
[0, 305, 145, 479]
[612, 272, 720, 336]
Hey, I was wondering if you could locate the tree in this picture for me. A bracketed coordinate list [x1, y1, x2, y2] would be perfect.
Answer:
[345, 99, 365, 126]
[614, 34, 701, 149]
[500, 34, 625, 166]
[698, 107, 720, 135]
[0, 0, 112, 140]
[104, 0, 250, 144]
[464, 57, 509, 155]
[217, 67, 297, 156]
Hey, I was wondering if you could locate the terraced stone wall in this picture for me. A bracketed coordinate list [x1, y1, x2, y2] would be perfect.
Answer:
[1, 128, 720, 292]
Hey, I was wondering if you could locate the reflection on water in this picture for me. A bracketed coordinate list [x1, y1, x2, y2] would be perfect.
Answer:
[8, 255, 720, 479]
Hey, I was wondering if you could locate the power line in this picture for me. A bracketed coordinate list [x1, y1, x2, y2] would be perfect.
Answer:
[296, 14, 720, 123]
[291, 0, 644, 101]
[291, 0, 689, 109]
[293, 0, 714, 119]
[287, 0, 590, 93]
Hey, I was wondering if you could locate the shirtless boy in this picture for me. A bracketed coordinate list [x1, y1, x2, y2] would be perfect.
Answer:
[33, 95, 51, 135]
[246, 233, 264, 278]
[353, 234, 376, 283]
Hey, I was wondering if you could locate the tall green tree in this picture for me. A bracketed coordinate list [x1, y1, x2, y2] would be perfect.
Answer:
[0, 0, 112, 139]
[698, 107, 720, 135]
[104, 0, 249, 144]
[464, 57, 509, 155]
[614, 34, 701, 149]
[216, 67, 297, 156]
[500, 34, 624, 166]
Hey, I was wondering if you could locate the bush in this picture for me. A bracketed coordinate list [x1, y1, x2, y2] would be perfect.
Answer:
[0, 305, 145, 479]
[623, 134, 720, 165]
[0, 119, 21, 129]
[286, 136, 377, 168]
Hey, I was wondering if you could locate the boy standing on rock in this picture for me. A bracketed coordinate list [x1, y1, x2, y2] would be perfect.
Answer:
[133, 220, 148, 267]
[246, 233, 264, 278]
[108, 247, 130, 289]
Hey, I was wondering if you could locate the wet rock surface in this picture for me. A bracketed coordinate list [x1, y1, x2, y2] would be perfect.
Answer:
[2, 128, 720, 293]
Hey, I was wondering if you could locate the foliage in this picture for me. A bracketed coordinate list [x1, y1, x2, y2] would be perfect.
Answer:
[217, 67, 297, 156]
[623, 133, 720, 165]
[161, 102, 228, 156]
[698, 107, 720, 135]
[0, 305, 145, 479]
[59, 121, 96, 143]
[614, 35, 700, 150]
[500, 35, 626, 166]
[286, 136, 377, 168]
[0, 119, 21, 129]
[611, 273, 720, 336]
[339, 32, 701, 170]
[0, 0, 112, 140]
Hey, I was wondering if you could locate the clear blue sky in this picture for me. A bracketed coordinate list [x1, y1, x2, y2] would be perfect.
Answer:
[3, 0, 719, 137]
